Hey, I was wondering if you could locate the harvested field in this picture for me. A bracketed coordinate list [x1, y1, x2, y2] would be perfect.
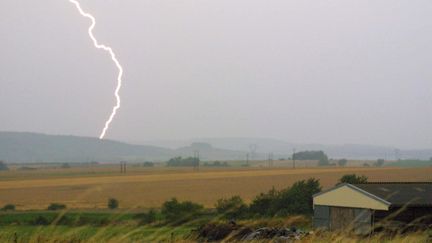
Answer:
[0, 166, 431, 210]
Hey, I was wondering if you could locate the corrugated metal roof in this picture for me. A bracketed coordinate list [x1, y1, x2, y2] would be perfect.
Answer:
[353, 182, 432, 207]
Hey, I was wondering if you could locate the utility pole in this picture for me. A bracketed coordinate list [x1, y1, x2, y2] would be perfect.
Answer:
[193, 150, 200, 171]
[249, 144, 257, 160]
[292, 148, 296, 169]
[246, 153, 249, 166]
[120, 161, 127, 174]
[394, 149, 401, 161]
[268, 153, 274, 168]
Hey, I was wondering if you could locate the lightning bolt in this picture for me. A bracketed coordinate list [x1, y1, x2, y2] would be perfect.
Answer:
[68, 0, 123, 139]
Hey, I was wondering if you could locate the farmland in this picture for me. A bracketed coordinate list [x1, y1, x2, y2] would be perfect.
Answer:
[0, 164, 431, 210]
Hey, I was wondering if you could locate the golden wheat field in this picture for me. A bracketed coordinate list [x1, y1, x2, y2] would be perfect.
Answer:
[0, 165, 431, 210]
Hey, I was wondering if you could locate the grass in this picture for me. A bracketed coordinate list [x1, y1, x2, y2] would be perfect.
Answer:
[0, 210, 199, 242]
[0, 211, 137, 226]
[0, 225, 195, 242]
[0, 217, 429, 242]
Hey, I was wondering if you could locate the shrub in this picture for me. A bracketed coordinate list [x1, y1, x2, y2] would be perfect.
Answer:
[33, 216, 50, 225]
[215, 196, 248, 219]
[338, 174, 368, 184]
[47, 203, 66, 211]
[338, 159, 348, 167]
[161, 198, 203, 222]
[56, 215, 73, 225]
[318, 156, 329, 166]
[108, 198, 119, 209]
[136, 209, 158, 225]
[2, 204, 15, 211]
[204, 161, 229, 167]
[18, 166, 37, 171]
[249, 187, 280, 216]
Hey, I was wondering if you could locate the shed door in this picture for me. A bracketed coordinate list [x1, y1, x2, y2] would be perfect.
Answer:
[330, 207, 355, 230]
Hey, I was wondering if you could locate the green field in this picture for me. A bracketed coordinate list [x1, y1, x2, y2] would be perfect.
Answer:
[387, 159, 432, 167]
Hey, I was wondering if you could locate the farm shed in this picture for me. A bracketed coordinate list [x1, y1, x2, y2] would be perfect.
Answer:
[313, 182, 432, 233]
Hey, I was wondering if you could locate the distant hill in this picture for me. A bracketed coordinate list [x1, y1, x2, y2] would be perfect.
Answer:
[0, 132, 174, 163]
[0, 132, 251, 163]
[174, 142, 247, 161]
[2, 132, 431, 163]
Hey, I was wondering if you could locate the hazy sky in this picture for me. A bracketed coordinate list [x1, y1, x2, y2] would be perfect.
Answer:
[1, 0, 431, 149]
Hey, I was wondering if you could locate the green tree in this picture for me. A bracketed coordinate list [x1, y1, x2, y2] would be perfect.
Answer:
[166, 157, 200, 167]
[292, 151, 329, 166]
[108, 198, 119, 209]
[374, 159, 385, 167]
[293, 151, 328, 160]
[338, 159, 348, 167]
[0, 161, 9, 171]
[142, 161, 154, 167]
[338, 174, 368, 184]
[318, 156, 329, 166]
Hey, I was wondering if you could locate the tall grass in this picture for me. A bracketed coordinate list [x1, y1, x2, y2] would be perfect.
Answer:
[0, 210, 430, 242]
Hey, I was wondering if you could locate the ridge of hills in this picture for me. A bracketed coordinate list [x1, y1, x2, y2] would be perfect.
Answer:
[1, 132, 431, 163]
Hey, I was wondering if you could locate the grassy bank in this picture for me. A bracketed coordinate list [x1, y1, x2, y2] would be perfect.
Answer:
[0, 221, 429, 243]
[0, 225, 195, 242]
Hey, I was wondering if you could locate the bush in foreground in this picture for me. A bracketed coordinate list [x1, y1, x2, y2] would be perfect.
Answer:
[135, 209, 158, 225]
[162, 198, 203, 222]
[249, 178, 322, 217]
[276, 178, 322, 215]
[33, 215, 50, 225]
[215, 195, 248, 219]
[249, 187, 279, 217]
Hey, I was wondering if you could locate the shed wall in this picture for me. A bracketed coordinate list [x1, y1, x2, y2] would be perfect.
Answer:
[313, 206, 372, 233]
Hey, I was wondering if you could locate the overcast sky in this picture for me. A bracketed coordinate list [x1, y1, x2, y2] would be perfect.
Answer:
[1, 0, 431, 149]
